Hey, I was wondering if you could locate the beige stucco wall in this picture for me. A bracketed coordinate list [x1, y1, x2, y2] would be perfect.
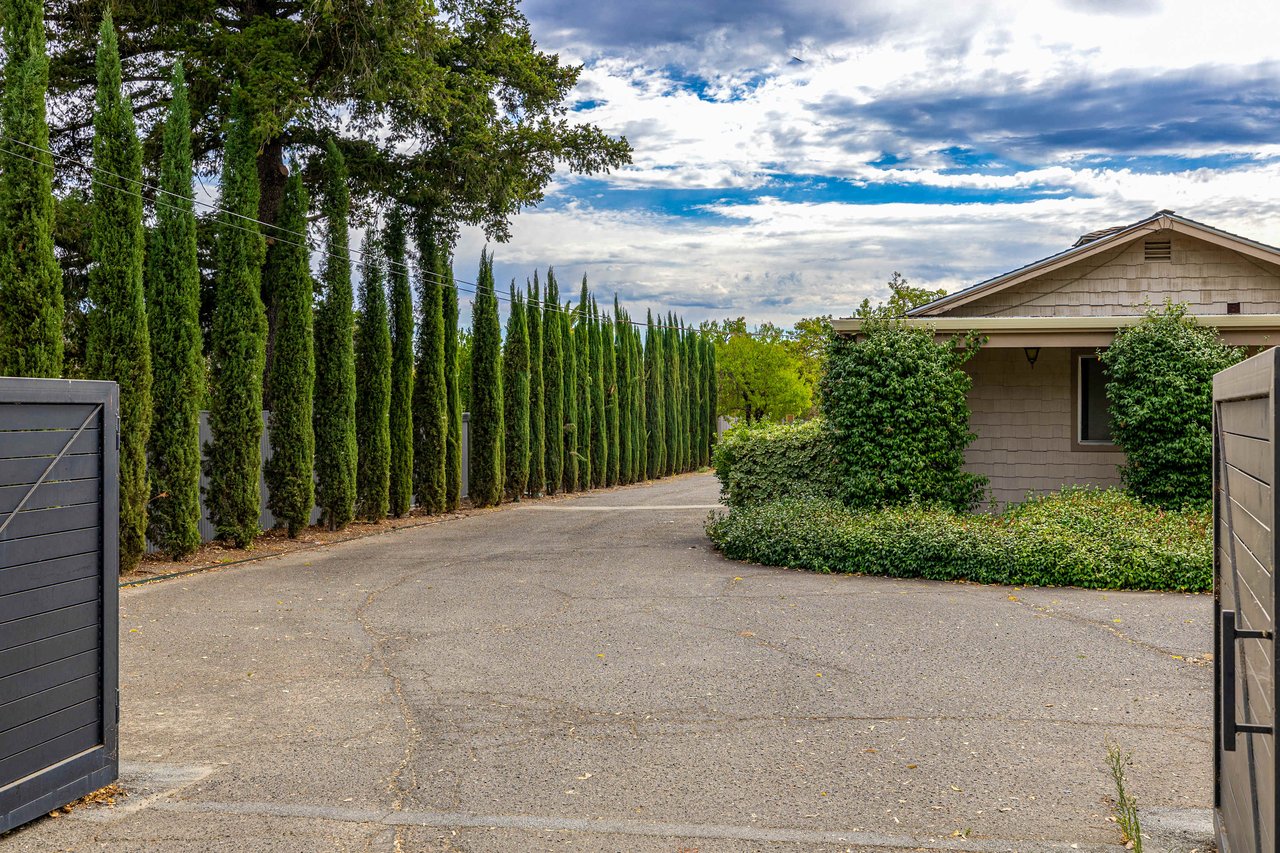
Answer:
[938, 228, 1280, 318]
[964, 347, 1122, 508]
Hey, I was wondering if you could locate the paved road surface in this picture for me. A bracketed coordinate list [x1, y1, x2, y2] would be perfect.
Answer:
[4, 473, 1213, 851]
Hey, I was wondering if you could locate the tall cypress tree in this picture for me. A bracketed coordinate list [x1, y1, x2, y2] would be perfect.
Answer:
[527, 274, 546, 497]
[689, 328, 703, 469]
[589, 299, 607, 488]
[503, 283, 530, 500]
[263, 170, 314, 537]
[575, 279, 592, 488]
[385, 210, 414, 518]
[469, 250, 504, 507]
[412, 220, 447, 513]
[442, 252, 463, 512]
[355, 231, 391, 521]
[89, 11, 151, 570]
[146, 62, 202, 558]
[313, 139, 358, 530]
[562, 299, 578, 492]
[635, 322, 648, 480]
[604, 309, 620, 487]
[207, 88, 267, 547]
[706, 335, 719, 458]
[0, 0, 62, 377]
[679, 321, 691, 471]
[542, 270, 563, 495]
[614, 301, 632, 485]
[645, 311, 666, 479]
[663, 314, 680, 476]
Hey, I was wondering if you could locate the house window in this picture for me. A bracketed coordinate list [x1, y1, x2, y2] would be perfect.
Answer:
[1078, 355, 1113, 444]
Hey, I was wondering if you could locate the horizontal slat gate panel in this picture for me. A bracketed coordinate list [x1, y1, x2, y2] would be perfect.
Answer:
[0, 626, 100, 680]
[0, 404, 99, 431]
[1221, 462, 1271, 522]
[1219, 544, 1272, 634]
[0, 478, 99, 515]
[0, 429, 100, 461]
[1220, 397, 1272, 441]
[1222, 432, 1274, 486]
[0, 503, 101, 542]
[0, 699, 97, 762]
[1240, 639, 1274, 722]
[1221, 492, 1272, 575]
[0, 675, 97, 737]
[0, 526, 100, 569]
[0, 649, 98, 706]
[0, 577, 99, 627]
[0, 453, 100, 489]
[0, 552, 99, 597]
[0, 603, 99, 654]
[0, 722, 100, 790]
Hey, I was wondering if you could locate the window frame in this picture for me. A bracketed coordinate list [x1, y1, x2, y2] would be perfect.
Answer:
[1070, 349, 1122, 452]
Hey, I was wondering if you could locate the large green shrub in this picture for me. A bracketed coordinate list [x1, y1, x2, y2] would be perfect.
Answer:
[713, 420, 839, 507]
[385, 210, 414, 518]
[469, 249, 503, 507]
[542, 270, 564, 495]
[354, 231, 391, 521]
[503, 284, 530, 500]
[442, 252, 463, 512]
[707, 488, 1210, 592]
[1099, 303, 1242, 509]
[527, 275, 546, 497]
[820, 320, 985, 511]
[411, 220, 447, 513]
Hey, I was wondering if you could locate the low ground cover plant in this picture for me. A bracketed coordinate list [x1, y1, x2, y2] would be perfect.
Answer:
[706, 487, 1210, 591]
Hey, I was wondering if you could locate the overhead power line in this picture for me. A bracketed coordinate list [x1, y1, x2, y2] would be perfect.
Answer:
[0, 132, 693, 331]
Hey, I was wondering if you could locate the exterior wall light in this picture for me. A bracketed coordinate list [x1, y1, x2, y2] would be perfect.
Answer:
[1023, 346, 1040, 368]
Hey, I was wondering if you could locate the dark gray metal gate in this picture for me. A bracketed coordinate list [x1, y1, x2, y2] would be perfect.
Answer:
[1215, 347, 1280, 853]
[0, 378, 118, 834]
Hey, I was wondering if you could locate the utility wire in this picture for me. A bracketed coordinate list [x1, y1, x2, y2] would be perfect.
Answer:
[0, 132, 691, 331]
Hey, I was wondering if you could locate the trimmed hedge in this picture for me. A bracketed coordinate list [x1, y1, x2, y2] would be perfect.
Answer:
[706, 487, 1210, 591]
[712, 419, 838, 508]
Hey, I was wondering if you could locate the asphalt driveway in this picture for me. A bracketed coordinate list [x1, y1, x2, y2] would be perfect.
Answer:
[4, 473, 1213, 851]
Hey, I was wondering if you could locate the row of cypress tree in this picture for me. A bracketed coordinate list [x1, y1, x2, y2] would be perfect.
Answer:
[466, 267, 718, 507]
[0, 6, 718, 566]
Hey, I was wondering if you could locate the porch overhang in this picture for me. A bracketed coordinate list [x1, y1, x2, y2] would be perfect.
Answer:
[830, 314, 1280, 348]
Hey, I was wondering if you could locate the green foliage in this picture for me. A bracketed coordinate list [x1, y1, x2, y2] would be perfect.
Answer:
[787, 315, 834, 399]
[206, 89, 267, 546]
[456, 328, 473, 412]
[313, 140, 358, 530]
[542, 270, 564, 494]
[145, 62, 203, 558]
[562, 298, 578, 492]
[1099, 302, 1242, 509]
[604, 312, 620, 487]
[527, 275, 546, 496]
[589, 300, 607, 488]
[503, 284, 530, 500]
[88, 12, 151, 570]
[469, 249, 504, 507]
[262, 170, 315, 537]
[411, 220, 447, 513]
[354, 231, 391, 521]
[705, 336, 718, 459]
[663, 316, 679, 475]
[856, 271, 947, 319]
[0, 0, 63, 377]
[713, 323, 811, 424]
[707, 488, 1211, 592]
[385, 210, 414, 518]
[48, 1, 632, 247]
[713, 420, 839, 508]
[645, 312, 666, 478]
[614, 300, 633, 485]
[635, 323, 649, 479]
[442, 255, 462, 512]
[820, 320, 986, 512]
[575, 280, 592, 488]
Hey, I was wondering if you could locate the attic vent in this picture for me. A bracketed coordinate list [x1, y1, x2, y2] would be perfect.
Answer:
[1144, 239, 1172, 261]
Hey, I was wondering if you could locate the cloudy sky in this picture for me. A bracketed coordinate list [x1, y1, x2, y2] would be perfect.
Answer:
[453, 0, 1280, 329]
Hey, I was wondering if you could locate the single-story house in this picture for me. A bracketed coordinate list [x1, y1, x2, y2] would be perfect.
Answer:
[832, 210, 1280, 507]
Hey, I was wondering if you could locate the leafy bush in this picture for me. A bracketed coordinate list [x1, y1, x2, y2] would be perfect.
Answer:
[713, 419, 839, 507]
[1099, 302, 1242, 509]
[706, 487, 1210, 591]
[820, 319, 986, 511]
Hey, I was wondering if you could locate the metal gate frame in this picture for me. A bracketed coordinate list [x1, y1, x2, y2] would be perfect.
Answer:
[1214, 347, 1280, 853]
[1, 377, 118, 834]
